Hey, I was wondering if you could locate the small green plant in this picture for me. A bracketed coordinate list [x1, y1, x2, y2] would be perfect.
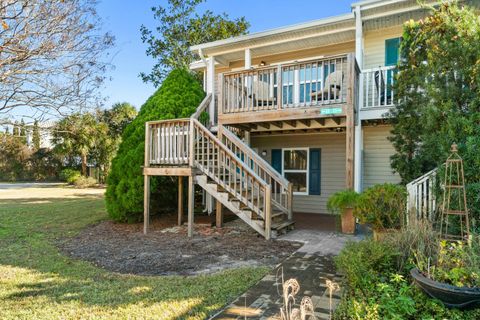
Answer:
[73, 176, 97, 188]
[354, 183, 406, 231]
[335, 239, 398, 295]
[384, 220, 439, 273]
[416, 239, 480, 288]
[59, 168, 81, 184]
[327, 189, 359, 215]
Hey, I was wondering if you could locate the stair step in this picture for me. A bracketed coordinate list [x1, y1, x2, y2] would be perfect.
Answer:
[271, 220, 295, 231]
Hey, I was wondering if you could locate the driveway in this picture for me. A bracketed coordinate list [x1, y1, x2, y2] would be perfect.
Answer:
[0, 182, 65, 189]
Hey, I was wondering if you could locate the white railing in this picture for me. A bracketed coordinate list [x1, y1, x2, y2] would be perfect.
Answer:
[221, 54, 351, 114]
[360, 65, 397, 109]
[406, 168, 438, 223]
[146, 119, 191, 165]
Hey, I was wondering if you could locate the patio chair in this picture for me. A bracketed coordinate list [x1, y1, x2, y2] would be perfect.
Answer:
[310, 70, 343, 102]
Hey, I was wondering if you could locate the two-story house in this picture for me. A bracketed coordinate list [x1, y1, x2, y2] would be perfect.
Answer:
[142, 0, 460, 239]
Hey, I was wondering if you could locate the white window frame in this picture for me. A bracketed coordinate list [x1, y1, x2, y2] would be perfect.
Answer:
[282, 147, 309, 196]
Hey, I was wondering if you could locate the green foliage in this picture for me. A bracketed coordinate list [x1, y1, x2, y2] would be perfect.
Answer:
[100, 102, 137, 138]
[52, 113, 100, 176]
[335, 240, 416, 319]
[335, 235, 480, 320]
[140, 0, 249, 85]
[60, 168, 82, 184]
[0, 187, 268, 319]
[27, 148, 62, 181]
[335, 240, 398, 294]
[415, 239, 480, 288]
[466, 183, 480, 232]
[389, 2, 480, 184]
[327, 189, 360, 215]
[73, 176, 97, 188]
[383, 221, 439, 273]
[354, 183, 406, 230]
[0, 131, 30, 181]
[106, 69, 205, 222]
[32, 120, 41, 150]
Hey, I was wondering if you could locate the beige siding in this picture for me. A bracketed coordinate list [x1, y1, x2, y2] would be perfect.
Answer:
[362, 125, 401, 189]
[251, 132, 346, 214]
[363, 26, 403, 69]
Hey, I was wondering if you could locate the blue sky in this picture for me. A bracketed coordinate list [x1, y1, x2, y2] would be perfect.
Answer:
[97, 0, 353, 110]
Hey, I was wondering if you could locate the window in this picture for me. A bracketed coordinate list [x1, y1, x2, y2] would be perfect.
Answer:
[282, 148, 309, 195]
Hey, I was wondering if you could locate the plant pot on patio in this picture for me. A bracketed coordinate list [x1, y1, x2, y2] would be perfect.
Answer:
[411, 268, 480, 309]
[327, 190, 359, 234]
[341, 208, 356, 234]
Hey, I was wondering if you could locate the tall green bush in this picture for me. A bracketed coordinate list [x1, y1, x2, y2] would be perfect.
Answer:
[354, 183, 406, 231]
[105, 69, 205, 222]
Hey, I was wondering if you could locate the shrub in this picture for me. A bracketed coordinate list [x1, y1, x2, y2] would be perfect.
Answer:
[354, 183, 406, 231]
[335, 240, 398, 294]
[383, 221, 439, 273]
[466, 183, 480, 233]
[105, 69, 205, 222]
[60, 168, 81, 184]
[327, 189, 359, 215]
[73, 176, 97, 188]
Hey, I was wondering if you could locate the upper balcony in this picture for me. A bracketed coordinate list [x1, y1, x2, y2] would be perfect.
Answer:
[218, 53, 359, 129]
[359, 65, 397, 120]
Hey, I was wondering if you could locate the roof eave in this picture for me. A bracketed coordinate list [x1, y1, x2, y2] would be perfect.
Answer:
[190, 12, 355, 54]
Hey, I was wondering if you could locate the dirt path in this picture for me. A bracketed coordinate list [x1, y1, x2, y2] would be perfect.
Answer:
[60, 217, 301, 276]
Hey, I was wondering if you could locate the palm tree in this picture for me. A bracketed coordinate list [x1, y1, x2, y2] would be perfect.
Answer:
[52, 113, 98, 176]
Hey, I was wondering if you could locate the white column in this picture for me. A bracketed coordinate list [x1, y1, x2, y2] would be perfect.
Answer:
[245, 48, 251, 69]
[354, 5, 363, 192]
[207, 57, 216, 126]
[355, 6, 363, 68]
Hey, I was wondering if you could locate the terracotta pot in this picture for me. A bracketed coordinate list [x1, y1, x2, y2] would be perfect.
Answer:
[341, 207, 355, 234]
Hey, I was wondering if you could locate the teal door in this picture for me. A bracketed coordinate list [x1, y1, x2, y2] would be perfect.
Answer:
[271, 149, 282, 174]
[385, 37, 401, 103]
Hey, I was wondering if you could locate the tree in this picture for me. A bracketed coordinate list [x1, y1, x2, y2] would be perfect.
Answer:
[12, 121, 19, 136]
[106, 69, 204, 222]
[32, 120, 41, 150]
[52, 113, 99, 176]
[91, 103, 137, 180]
[0, 0, 114, 121]
[389, 1, 480, 184]
[0, 132, 30, 181]
[140, 0, 249, 86]
[100, 102, 137, 138]
[19, 119, 27, 144]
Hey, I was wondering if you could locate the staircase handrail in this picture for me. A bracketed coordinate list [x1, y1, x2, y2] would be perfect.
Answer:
[220, 126, 293, 217]
[190, 94, 212, 120]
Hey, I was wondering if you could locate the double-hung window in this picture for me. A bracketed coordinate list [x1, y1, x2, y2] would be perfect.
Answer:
[282, 148, 309, 195]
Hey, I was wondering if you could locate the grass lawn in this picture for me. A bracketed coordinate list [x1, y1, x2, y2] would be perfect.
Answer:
[0, 188, 268, 319]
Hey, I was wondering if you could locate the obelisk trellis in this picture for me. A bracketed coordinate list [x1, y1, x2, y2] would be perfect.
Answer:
[439, 143, 470, 241]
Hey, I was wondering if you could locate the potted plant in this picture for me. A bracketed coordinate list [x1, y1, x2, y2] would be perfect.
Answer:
[327, 189, 359, 234]
[354, 183, 406, 240]
[411, 240, 480, 308]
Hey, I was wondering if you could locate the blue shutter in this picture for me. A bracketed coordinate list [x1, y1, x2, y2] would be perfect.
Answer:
[309, 148, 321, 195]
[271, 149, 282, 174]
[385, 37, 401, 66]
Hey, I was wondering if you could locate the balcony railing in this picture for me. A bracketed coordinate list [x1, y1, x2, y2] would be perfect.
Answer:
[220, 54, 351, 114]
[360, 65, 397, 109]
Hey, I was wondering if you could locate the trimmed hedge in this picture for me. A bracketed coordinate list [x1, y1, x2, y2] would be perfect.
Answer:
[105, 69, 205, 222]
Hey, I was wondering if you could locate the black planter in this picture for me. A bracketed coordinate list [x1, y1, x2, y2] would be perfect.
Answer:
[411, 268, 480, 309]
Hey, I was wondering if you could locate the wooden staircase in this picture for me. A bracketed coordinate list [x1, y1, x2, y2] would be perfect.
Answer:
[144, 94, 294, 239]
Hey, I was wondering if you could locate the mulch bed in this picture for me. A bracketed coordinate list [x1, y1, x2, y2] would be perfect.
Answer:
[59, 214, 301, 276]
